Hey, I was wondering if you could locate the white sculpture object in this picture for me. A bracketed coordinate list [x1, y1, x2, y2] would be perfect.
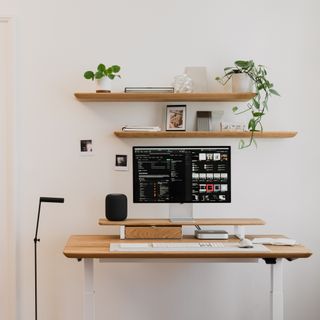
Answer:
[173, 74, 193, 93]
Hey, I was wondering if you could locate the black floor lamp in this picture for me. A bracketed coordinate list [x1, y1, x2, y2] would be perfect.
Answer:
[33, 197, 64, 320]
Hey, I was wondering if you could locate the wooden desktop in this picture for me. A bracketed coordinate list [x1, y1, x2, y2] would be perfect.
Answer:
[63, 219, 312, 320]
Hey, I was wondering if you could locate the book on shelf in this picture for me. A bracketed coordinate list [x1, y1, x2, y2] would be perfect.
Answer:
[124, 86, 174, 93]
[122, 125, 161, 132]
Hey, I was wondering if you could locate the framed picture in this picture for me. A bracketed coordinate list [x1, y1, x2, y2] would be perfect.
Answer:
[166, 105, 186, 131]
[80, 139, 93, 156]
[115, 154, 128, 171]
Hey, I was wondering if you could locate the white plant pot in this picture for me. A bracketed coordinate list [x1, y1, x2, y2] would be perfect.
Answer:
[232, 73, 253, 93]
[96, 77, 111, 93]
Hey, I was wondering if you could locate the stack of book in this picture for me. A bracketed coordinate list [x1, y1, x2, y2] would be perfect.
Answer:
[122, 125, 161, 132]
[124, 86, 174, 93]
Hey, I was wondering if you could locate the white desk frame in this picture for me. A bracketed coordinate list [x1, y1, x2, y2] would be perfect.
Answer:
[82, 257, 284, 320]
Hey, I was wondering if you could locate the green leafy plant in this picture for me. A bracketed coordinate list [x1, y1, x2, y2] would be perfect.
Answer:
[216, 60, 280, 148]
[84, 64, 121, 81]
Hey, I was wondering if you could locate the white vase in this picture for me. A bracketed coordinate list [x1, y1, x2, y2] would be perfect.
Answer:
[96, 77, 111, 93]
[232, 73, 253, 93]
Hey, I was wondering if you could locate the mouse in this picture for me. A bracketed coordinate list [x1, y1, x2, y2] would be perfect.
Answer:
[238, 238, 253, 248]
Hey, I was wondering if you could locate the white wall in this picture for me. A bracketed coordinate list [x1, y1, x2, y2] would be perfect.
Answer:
[3, 0, 320, 319]
[0, 16, 16, 320]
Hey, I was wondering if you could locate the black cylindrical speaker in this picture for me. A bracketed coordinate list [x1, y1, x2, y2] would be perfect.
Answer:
[105, 194, 127, 221]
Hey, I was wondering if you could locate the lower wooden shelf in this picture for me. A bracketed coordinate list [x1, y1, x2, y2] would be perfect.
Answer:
[99, 218, 265, 240]
[113, 131, 297, 139]
[99, 218, 266, 226]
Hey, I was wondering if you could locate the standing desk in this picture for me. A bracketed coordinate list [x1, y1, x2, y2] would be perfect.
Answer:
[63, 234, 312, 320]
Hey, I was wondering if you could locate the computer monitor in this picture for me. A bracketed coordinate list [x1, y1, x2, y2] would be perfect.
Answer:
[133, 146, 231, 219]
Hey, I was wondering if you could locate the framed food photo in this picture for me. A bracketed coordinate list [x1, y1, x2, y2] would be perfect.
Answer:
[166, 105, 187, 131]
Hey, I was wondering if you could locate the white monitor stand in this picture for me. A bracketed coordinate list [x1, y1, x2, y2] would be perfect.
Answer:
[169, 203, 195, 222]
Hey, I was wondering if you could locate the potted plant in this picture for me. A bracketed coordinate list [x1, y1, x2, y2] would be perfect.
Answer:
[84, 64, 121, 93]
[216, 60, 280, 148]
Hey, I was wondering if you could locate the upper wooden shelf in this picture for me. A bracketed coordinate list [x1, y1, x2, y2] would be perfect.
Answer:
[99, 218, 265, 226]
[74, 92, 256, 102]
[114, 131, 297, 139]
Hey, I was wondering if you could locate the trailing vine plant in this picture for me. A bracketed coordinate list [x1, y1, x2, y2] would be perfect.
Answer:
[216, 60, 280, 148]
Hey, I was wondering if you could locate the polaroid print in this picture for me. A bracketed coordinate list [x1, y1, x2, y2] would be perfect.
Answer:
[115, 154, 128, 171]
[199, 153, 206, 161]
[80, 139, 93, 156]
[166, 105, 186, 131]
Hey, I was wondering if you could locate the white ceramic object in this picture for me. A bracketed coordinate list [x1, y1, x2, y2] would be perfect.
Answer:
[96, 77, 111, 92]
[173, 74, 193, 92]
[232, 73, 253, 93]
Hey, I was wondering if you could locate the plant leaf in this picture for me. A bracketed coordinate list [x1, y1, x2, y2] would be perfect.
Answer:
[252, 98, 260, 109]
[248, 118, 256, 131]
[235, 60, 248, 67]
[105, 67, 113, 74]
[239, 139, 245, 149]
[84, 71, 94, 80]
[269, 88, 280, 96]
[252, 112, 264, 117]
[95, 71, 104, 79]
[111, 65, 120, 73]
[232, 106, 238, 112]
[97, 64, 106, 72]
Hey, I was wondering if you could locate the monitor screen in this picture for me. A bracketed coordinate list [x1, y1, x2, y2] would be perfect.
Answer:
[133, 146, 231, 203]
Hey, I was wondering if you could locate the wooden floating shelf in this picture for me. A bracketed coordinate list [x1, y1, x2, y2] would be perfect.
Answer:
[74, 92, 256, 102]
[99, 218, 266, 226]
[114, 131, 298, 139]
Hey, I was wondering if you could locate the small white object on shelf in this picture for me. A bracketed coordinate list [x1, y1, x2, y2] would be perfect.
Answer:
[122, 125, 161, 132]
[172, 74, 193, 93]
[220, 122, 246, 132]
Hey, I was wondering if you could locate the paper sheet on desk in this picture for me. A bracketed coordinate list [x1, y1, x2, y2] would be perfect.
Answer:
[252, 238, 296, 246]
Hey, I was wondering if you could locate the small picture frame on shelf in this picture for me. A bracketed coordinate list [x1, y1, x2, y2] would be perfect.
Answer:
[166, 105, 186, 131]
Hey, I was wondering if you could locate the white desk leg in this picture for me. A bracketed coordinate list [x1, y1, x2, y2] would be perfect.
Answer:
[270, 259, 284, 320]
[84, 259, 95, 320]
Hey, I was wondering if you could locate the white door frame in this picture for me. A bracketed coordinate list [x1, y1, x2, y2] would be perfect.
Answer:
[0, 15, 16, 320]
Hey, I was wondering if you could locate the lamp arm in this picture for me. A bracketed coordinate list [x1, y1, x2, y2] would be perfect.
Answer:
[34, 200, 42, 242]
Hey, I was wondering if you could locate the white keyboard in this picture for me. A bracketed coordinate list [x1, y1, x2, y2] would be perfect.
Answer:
[109, 242, 270, 252]
[151, 242, 224, 249]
